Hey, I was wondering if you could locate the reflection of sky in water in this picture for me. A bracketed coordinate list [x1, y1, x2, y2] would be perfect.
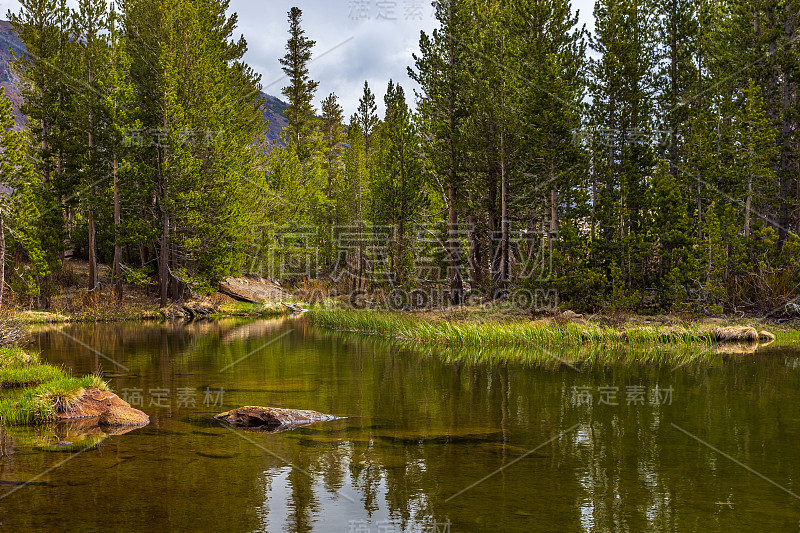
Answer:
[262, 466, 435, 532]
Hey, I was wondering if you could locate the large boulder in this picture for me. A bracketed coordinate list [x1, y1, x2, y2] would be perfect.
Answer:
[56, 387, 149, 428]
[215, 406, 340, 431]
[219, 276, 290, 303]
[57, 387, 131, 419]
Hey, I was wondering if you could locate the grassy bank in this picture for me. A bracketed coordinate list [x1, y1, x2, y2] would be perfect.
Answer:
[0, 347, 109, 425]
[305, 308, 797, 349]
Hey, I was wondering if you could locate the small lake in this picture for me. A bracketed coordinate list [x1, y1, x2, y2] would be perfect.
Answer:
[1, 318, 800, 532]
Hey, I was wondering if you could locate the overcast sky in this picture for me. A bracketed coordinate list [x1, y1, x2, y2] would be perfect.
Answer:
[229, 0, 598, 117]
[4, 0, 597, 117]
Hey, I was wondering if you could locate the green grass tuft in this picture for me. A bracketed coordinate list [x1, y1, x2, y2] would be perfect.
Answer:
[0, 346, 111, 425]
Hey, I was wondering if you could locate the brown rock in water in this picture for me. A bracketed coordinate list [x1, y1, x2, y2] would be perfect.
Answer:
[759, 330, 776, 343]
[711, 326, 759, 343]
[215, 406, 340, 430]
[57, 387, 149, 427]
[99, 406, 150, 427]
[57, 387, 131, 419]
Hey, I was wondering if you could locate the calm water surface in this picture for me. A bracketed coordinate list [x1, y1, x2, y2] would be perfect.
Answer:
[0, 318, 799, 532]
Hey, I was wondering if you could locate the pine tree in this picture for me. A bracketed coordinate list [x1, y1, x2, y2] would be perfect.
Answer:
[410, 0, 470, 304]
[514, 0, 587, 288]
[320, 93, 346, 266]
[121, 0, 266, 303]
[9, 0, 73, 280]
[279, 7, 319, 162]
[354, 81, 378, 167]
[105, 2, 137, 299]
[0, 88, 48, 306]
[321, 93, 345, 200]
[373, 81, 424, 287]
[73, 0, 110, 290]
[590, 0, 658, 291]
[737, 79, 778, 237]
[651, 160, 693, 306]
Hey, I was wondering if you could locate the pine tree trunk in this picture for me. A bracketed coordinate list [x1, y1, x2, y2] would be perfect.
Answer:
[446, 6, 462, 306]
[87, 128, 98, 291]
[159, 211, 169, 306]
[0, 212, 5, 308]
[778, 44, 793, 245]
[745, 172, 752, 238]
[499, 34, 509, 289]
[398, 124, 406, 286]
[158, 104, 169, 306]
[87, 32, 97, 291]
[697, 183, 703, 239]
[58, 146, 65, 262]
[500, 146, 508, 286]
[88, 208, 97, 289]
[550, 187, 558, 246]
[113, 156, 123, 300]
[467, 193, 484, 288]
[591, 156, 597, 240]
[487, 120, 501, 293]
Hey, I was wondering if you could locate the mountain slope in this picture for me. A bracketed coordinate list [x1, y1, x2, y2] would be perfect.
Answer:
[0, 20, 27, 125]
[261, 92, 288, 147]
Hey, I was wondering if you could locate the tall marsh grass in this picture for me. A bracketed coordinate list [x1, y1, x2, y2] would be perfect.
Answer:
[306, 309, 718, 349]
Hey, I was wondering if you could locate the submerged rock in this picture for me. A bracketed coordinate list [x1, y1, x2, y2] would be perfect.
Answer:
[57, 387, 149, 428]
[215, 406, 341, 431]
[99, 405, 150, 427]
